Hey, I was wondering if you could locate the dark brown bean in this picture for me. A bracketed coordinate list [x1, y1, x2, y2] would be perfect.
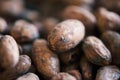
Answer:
[95, 8, 120, 33]
[32, 39, 60, 78]
[0, 55, 31, 80]
[82, 36, 111, 66]
[15, 55, 31, 74]
[10, 20, 39, 43]
[99, 0, 120, 14]
[42, 18, 59, 39]
[101, 31, 120, 65]
[59, 48, 80, 65]
[80, 56, 93, 80]
[62, 6, 96, 35]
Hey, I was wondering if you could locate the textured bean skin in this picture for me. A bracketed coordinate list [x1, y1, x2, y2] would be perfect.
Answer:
[32, 39, 60, 78]
[0, 35, 19, 70]
[96, 66, 120, 80]
[101, 31, 120, 65]
[82, 36, 111, 66]
[10, 20, 39, 43]
[62, 6, 96, 35]
[0, 1, 120, 80]
[0, 55, 31, 80]
[48, 19, 85, 52]
[15, 55, 31, 74]
[96, 8, 120, 33]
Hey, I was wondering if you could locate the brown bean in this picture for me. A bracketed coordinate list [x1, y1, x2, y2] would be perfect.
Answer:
[48, 19, 85, 52]
[42, 18, 59, 39]
[101, 31, 120, 65]
[80, 56, 93, 80]
[0, 35, 19, 70]
[51, 72, 77, 80]
[59, 48, 80, 65]
[10, 20, 39, 43]
[67, 70, 82, 80]
[62, 0, 95, 7]
[0, 17, 7, 33]
[95, 8, 120, 33]
[16, 73, 40, 80]
[15, 55, 31, 74]
[99, 0, 120, 14]
[0, 55, 31, 80]
[82, 36, 111, 66]
[62, 6, 96, 35]
[32, 39, 60, 78]
[19, 10, 40, 21]
[96, 66, 120, 80]
[0, 0, 24, 16]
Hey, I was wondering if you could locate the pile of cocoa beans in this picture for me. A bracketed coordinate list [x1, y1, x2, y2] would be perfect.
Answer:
[0, 0, 120, 80]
